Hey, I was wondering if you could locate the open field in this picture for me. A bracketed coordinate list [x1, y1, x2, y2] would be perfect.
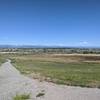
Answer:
[3, 53, 99, 88]
[0, 55, 6, 65]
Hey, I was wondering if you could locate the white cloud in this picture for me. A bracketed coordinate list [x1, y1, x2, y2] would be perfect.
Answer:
[79, 41, 88, 45]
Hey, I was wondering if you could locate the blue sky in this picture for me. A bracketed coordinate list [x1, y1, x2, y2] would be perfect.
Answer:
[0, 0, 100, 47]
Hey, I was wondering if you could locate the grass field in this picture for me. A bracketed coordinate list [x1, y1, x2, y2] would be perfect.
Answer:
[0, 55, 6, 65]
[7, 54, 100, 88]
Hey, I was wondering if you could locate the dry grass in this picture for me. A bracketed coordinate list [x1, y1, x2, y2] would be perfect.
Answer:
[8, 54, 100, 88]
[10, 54, 100, 63]
[1, 53, 100, 87]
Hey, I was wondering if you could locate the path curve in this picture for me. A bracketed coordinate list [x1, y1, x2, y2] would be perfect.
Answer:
[0, 61, 100, 100]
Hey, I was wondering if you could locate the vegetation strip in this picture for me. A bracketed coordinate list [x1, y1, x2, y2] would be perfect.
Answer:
[9, 54, 100, 88]
[13, 94, 30, 100]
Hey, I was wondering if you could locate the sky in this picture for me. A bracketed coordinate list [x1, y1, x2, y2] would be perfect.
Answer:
[0, 0, 100, 47]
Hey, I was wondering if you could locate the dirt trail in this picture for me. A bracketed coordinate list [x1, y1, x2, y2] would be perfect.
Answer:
[0, 60, 100, 100]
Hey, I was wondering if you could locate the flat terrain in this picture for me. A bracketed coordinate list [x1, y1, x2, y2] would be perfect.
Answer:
[8, 54, 100, 88]
[0, 55, 5, 65]
[0, 60, 100, 100]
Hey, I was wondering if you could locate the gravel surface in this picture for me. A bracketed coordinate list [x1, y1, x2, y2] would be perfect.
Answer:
[0, 60, 100, 100]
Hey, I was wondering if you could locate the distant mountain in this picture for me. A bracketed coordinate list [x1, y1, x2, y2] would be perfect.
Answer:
[0, 45, 67, 49]
[0, 45, 15, 48]
[0, 45, 100, 49]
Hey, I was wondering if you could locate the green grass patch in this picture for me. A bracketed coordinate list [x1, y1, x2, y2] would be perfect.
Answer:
[13, 94, 30, 100]
[0, 55, 6, 66]
[11, 57, 100, 88]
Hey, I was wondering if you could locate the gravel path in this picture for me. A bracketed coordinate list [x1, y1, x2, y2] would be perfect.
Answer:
[0, 60, 100, 100]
